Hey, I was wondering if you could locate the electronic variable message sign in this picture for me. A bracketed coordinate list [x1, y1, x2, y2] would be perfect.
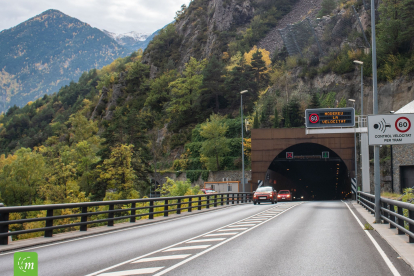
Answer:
[305, 108, 355, 128]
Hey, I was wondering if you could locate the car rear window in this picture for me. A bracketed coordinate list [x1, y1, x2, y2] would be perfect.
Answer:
[279, 191, 290, 194]
[257, 187, 272, 192]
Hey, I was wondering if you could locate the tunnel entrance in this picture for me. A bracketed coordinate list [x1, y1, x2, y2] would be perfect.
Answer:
[265, 143, 351, 200]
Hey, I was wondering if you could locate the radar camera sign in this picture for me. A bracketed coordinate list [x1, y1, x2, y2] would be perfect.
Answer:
[305, 108, 355, 128]
[368, 114, 414, 145]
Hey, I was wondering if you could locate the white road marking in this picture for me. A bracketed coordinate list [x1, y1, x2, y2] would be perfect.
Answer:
[228, 224, 256, 227]
[87, 204, 300, 276]
[153, 203, 302, 276]
[99, 267, 164, 275]
[163, 245, 210, 252]
[132, 255, 190, 263]
[343, 201, 401, 276]
[204, 233, 238, 237]
[218, 228, 247, 231]
[186, 238, 226, 243]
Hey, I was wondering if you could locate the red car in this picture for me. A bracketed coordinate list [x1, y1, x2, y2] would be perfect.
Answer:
[277, 190, 292, 201]
[253, 186, 277, 205]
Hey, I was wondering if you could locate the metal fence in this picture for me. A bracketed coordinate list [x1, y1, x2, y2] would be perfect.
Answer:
[279, 4, 371, 59]
[0, 193, 253, 245]
[358, 191, 414, 243]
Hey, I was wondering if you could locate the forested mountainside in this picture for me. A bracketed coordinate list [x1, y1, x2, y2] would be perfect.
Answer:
[1, 0, 414, 210]
[0, 9, 130, 113]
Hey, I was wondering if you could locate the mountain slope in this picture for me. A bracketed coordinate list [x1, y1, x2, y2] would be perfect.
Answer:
[0, 9, 129, 112]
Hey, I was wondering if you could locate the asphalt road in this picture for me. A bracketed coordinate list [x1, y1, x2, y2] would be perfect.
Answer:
[1, 201, 413, 276]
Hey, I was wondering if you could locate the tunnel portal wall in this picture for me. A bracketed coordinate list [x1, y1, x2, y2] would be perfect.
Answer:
[251, 128, 355, 190]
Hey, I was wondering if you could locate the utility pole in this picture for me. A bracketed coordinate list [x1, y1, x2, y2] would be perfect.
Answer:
[371, 0, 381, 223]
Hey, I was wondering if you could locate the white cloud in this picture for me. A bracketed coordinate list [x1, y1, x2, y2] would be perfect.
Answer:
[0, 0, 190, 34]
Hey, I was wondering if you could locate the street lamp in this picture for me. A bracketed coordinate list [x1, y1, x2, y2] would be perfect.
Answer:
[240, 90, 248, 193]
[353, 60, 364, 116]
[349, 99, 357, 199]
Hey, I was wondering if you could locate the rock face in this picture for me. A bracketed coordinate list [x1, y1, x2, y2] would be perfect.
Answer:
[174, 0, 254, 68]
[257, 0, 324, 55]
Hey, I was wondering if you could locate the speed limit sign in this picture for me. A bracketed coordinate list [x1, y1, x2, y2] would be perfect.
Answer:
[368, 114, 414, 145]
[395, 117, 411, 133]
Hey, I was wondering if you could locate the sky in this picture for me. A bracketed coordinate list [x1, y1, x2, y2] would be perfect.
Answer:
[0, 0, 190, 34]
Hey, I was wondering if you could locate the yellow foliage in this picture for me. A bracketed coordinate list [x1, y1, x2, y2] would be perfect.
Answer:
[0, 153, 18, 172]
[243, 138, 251, 160]
[347, 49, 362, 61]
[244, 46, 271, 68]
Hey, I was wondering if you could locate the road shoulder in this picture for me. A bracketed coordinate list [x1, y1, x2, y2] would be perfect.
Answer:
[352, 200, 414, 270]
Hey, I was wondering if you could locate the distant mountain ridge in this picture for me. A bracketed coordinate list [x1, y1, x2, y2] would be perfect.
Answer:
[0, 9, 149, 112]
[102, 29, 158, 52]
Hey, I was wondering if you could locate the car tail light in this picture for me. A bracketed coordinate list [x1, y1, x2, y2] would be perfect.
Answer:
[287, 195, 290, 197]
[277, 195, 281, 197]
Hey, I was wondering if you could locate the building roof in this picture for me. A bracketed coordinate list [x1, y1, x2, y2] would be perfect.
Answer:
[396, 100, 414, 114]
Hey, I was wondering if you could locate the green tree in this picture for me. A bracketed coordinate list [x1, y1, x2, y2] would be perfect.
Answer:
[201, 56, 226, 112]
[250, 50, 269, 89]
[377, 0, 404, 55]
[145, 70, 177, 114]
[288, 97, 303, 127]
[308, 92, 321, 109]
[283, 104, 290, 127]
[253, 111, 260, 129]
[199, 114, 230, 171]
[317, 0, 336, 17]
[273, 108, 279, 128]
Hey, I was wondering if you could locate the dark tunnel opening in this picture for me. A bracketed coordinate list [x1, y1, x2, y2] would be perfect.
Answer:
[265, 143, 352, 201]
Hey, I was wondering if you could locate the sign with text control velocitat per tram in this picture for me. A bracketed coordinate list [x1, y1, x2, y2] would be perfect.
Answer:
[305, 108, 355, 128]
[368, 114, 414, 145]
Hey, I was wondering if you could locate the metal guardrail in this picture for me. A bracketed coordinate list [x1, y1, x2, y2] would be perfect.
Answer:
[0, 193, 253, 245]
[358, 191, 414, 243]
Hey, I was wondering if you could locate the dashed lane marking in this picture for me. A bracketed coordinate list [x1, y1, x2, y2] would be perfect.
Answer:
[99, 267, 164, 275]
[204, 233, 238, 237]
[186, 238, 226, 243]
[217, 228, 247, 232]
[132, 255, 190, 263]
[163, 245, 210, 252]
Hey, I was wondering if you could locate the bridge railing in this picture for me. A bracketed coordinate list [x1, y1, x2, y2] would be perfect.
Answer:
[0, 193, 253, 245]
[358, 191, 414, 243]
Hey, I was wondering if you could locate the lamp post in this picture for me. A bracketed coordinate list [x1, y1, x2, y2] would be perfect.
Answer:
[353, 60, 364, 116]
[349, 98, 357, 199]
[240, 90, 248, 193]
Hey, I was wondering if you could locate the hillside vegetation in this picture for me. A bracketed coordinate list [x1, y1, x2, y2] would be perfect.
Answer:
[1, 0, 414, 211]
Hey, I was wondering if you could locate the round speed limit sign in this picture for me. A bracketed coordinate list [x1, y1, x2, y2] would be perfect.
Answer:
[309, 113, 319, 124]
[395, 117, 411, 133]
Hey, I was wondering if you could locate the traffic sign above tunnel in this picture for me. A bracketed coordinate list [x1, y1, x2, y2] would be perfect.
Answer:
[305, 108, 355, 128]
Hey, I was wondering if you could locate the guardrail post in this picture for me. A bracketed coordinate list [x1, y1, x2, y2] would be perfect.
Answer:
[198, 196, 202, 210]
[108, 205, 114, 226]
[45, 209, 54, 237]
[389, 203, 396, 229]
[409, 210, 414, 243]
[188, 197, 192, 212]
[130, 203, 136, 223]
[164, 199, 169, 217]
[381, 201, 387, 224]
[214, 195, 217, 207]
[237, 194, 239, 204]
[221, 194, 224, 206]
[0, 203, 9, 245]
[80, 206, 88, 231]
[206, 196, 210, 209]
[177, 199, 181, 214]
[370, 197, 374, 214]
[397, 206, 405, 235]
[232, 194, 235, 204]
[149, 200, 154, 219]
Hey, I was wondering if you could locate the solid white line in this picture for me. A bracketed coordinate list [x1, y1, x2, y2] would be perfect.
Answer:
[132, 255, 190, 263]
[343, 201, 401, 276]
[86, 205, 286, 276]
[99, 267, 164, 275]
[204, 233, 238, 237]
[163, 245, 210, 252]
[153, 203, 302, 276]
[186, 238, 226, 243]
[0, 203, 242, 256]
[218, 228, 247, 231]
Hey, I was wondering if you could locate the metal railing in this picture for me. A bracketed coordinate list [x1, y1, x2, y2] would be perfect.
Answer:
[358, 191, 414, 243]
[0, 193, 252, 245]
